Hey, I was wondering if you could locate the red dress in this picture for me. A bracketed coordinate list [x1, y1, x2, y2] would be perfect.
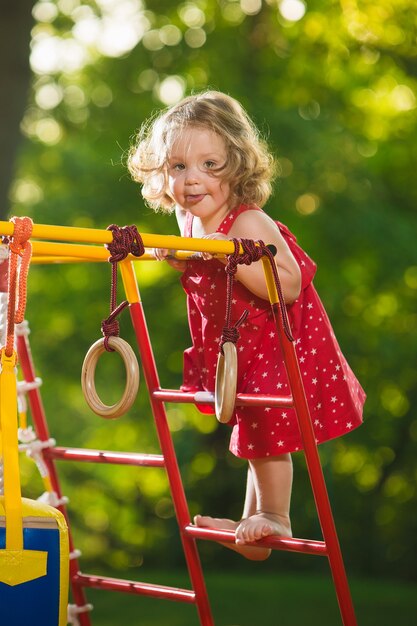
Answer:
[181, 205, 365, 459]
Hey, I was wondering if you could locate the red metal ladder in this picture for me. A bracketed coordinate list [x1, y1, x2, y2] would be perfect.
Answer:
[16, 257, 357, 626]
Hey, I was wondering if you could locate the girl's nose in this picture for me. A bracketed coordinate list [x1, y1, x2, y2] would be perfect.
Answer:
[185, 166, 200, 184]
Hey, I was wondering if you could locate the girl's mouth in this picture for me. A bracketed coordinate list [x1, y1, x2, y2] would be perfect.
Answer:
[186, 194, 205, 204]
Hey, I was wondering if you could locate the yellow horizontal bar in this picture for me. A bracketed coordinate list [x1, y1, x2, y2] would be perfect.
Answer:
[0, 221, 112, 244]
[31, 241, 109, 260]
[29, 241, 201, 264]
[0, 220, 243, 255]
[31, 254, 197, 265]
[31, 256, 103, 265]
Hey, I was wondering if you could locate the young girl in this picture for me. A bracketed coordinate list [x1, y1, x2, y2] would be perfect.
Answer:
[128, 91, 366, 560]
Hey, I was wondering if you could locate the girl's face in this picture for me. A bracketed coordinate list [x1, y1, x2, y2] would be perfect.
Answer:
[167, 126, 231, 228]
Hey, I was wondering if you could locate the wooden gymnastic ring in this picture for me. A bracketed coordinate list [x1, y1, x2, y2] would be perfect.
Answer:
[215, 341, 237, 424]
[81, 336, 139, 419]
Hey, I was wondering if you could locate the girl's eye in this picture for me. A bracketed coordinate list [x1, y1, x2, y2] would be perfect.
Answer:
[172, 163, 185, 171]
[204, 160, 216, 169]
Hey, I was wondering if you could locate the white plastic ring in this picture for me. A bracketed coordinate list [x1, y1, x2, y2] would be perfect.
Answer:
[81, 336, 139, 419]
[215, 341, 237, 424]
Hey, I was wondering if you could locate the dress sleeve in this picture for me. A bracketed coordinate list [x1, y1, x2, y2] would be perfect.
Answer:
[276, 221, 317, 290]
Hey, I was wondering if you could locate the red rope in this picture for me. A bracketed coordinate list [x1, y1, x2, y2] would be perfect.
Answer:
[256, 241, 294, 342]
[220, 238, 293, 354]
[102, 225, 145, 351]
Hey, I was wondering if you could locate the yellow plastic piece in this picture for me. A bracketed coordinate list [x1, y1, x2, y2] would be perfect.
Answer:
[120, 260, 140, 304]
[0, 494, 69, 527]
[0, 549, 47, 585]
[43, 476, 53, 492]
[0, 497, 69, 605]
[0, 352, 68, 590]
[0, 349, 23, 551]
[261, 256, 279, 306]
[18, 410, 28, 430]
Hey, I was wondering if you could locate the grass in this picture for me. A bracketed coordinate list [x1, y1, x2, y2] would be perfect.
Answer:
[81, 568, 417, 625]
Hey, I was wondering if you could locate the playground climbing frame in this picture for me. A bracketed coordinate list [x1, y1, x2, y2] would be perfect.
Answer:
[0, 220, 358, 626]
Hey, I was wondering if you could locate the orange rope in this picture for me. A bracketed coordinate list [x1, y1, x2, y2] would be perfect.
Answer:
[4, 217, 33, 357]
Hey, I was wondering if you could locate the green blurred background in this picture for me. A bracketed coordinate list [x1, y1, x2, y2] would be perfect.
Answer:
[1, 1, 416, 624]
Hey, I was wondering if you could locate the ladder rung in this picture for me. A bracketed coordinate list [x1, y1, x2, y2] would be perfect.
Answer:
[74, 573, 196, 604]
[154, 389, 294, 408]
[184, 525, 327, 557]
[45, 447, 165, 467]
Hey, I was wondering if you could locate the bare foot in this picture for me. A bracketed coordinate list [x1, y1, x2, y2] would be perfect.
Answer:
[193, 514, 271, 561]
[235, 512, 292, 545]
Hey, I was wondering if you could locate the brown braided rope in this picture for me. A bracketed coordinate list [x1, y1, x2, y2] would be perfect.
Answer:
[221, 238, 294, 352]
[102, 224, 145, 351]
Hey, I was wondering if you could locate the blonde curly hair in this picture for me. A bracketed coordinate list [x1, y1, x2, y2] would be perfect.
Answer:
[127, 91, 276, 213]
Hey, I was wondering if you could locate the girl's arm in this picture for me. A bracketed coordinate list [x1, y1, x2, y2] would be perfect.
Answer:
[227, 210, 301, 303]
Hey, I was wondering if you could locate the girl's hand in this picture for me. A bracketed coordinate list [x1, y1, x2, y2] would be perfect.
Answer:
[200, 233, 230, 260]
[153, 248, 187, 272]
[153, 247, 170, 261]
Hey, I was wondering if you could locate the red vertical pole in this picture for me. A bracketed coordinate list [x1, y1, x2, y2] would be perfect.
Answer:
[128, 300, 215, 626]
[278, 328, 357, 625]
[17, 331, 92, 626]
[267, 284, 357, 626]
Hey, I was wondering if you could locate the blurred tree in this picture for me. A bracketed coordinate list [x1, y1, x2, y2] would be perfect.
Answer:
[0, 0, 35, 218]
[3, 0, 417, 581]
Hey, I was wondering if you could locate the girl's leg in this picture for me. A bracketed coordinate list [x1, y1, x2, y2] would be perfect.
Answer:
[241, 463, 256, 518]
[193, 464, 271, 560]
[235, 454, 293, 544]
